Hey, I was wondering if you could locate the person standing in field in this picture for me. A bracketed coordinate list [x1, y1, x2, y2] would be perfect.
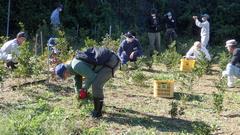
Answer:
[193, 14, 210, 48]
[50, 4, 63, 29]
[146, 8, 161, 56]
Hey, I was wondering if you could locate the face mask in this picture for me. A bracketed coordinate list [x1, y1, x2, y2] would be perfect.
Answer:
[202, 18, 206, 22]
[168, 16, 172, 19]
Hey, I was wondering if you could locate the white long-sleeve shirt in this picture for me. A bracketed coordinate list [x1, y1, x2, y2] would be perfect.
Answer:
[0, 39, 19, 62]
[195, 19, 210, 37]
[186, 46, 211, 61]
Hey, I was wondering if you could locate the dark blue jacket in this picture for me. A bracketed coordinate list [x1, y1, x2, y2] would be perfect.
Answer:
[118, 39, 143, 58]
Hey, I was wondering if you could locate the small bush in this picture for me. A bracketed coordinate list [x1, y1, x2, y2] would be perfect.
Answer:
[84, 37, 98, 48]
[100, 34, 120, 52]
[159, 43, 182, 71]
[213, 91, 224, 115]
[218, 51, 230, 71]
[0, 62, 6, 82]
[192, 121, 212, 135]
[168, 101, 185, 119]
[131, 70, 147, 85]
[154, 73, 174, 80]
[14, 41, 34, 77]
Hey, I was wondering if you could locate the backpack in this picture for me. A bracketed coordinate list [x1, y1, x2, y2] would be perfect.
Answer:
[75, 47, 119, 77]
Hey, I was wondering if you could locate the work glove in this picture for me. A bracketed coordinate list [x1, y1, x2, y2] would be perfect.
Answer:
[79, 88, 87, 99]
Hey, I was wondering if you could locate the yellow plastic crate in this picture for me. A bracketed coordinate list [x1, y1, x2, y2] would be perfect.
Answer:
[180, 58, 196, 72]
[153, 80, 174, 98]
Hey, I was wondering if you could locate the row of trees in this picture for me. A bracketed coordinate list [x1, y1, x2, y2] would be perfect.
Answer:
[0, 0, 239, 46]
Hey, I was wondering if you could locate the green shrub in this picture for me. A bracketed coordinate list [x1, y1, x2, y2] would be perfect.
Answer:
[14, 42, 44, 77]
[192, 121, 212, 135]
[154, 73, 174, 80]
[218, 51, 230, 71]
[55, 31, 75, 62]
[193, 51, 210, 78]
[0, 62, 6, 82]
[14, 41, 34, 77]
[168, 101, 185, 119]
[100, 34, 120, 52]
[131, 70, 147, 85]
[158, 42, 182, 71]
[84, 37, 98, 48]
[213, 91, 224, 115]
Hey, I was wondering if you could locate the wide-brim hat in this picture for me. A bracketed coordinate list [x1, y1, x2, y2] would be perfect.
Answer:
[225, 39, 237, 47]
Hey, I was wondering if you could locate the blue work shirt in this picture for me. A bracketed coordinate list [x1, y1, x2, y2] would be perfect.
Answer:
[118, 39, 143, 58]
[50, 8, 60, 26]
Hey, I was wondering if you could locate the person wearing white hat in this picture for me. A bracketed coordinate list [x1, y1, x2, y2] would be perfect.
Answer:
[0, 32, 26, 69]
[193, 14, 210, 48]
[185, 41, 211, 61]
[222, 39, 240, 88]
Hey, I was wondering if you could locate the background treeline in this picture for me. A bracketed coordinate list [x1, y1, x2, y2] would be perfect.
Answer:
[0, 0, 239, 49]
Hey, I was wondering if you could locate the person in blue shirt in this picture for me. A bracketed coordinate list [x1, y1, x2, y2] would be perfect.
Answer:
[50, 4, 63, 28]
[118, 31, 143, 65]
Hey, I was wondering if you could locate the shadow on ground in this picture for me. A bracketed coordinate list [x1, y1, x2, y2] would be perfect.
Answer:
[104, 106, 210, 133]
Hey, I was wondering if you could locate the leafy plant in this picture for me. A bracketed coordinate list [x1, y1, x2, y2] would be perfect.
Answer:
[192, 121, 212, 135]
[168, 101, 185, 119]
[218, 51, 230, 71]
[13, 42, 44, 78]
[212, 91, 224, 115]
[100, 34, 120, 52]
[215, 78, 227, 93]
[154, 73, 174, 80]
[176, 72, 196, 105]
[0, 62, 6, 82]
[55, 31, 75, 62]
[159, 43, 182, 71]
[131, 70, 147, 85]
[14, 41, 34, 77]
[84, 37, 98, 48]
[135, 56, 153, 69]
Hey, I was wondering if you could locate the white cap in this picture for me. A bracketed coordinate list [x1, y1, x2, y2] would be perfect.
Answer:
[225, 39, 237, 47]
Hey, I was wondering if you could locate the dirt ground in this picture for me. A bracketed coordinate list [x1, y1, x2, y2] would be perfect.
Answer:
[0, 64, 240, 134]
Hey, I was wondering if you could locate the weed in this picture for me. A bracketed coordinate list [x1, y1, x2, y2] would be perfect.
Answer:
[218, 51, 230, 71]
[14, 41, 34, 77]
[169, 101, 185, 119]
[0, 61, 6, 82]
[131, 70, 147, 85]
[55, 31, 75, 62]
[154, 73, 174, 80]
[214, 78, 227, 93]
[135, 56, 153, 70]
[84, 37, 98, 48]
[100, 34, 120, 52]
[159, 43, 182, 71]
[192, 121, 212, 135]
[212, 91, 224, 115]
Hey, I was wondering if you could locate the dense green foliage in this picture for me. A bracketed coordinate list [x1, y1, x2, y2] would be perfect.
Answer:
[0, 0, 239, 48]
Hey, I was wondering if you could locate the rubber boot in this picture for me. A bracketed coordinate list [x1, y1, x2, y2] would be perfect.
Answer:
[91, 97, 103, 118]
